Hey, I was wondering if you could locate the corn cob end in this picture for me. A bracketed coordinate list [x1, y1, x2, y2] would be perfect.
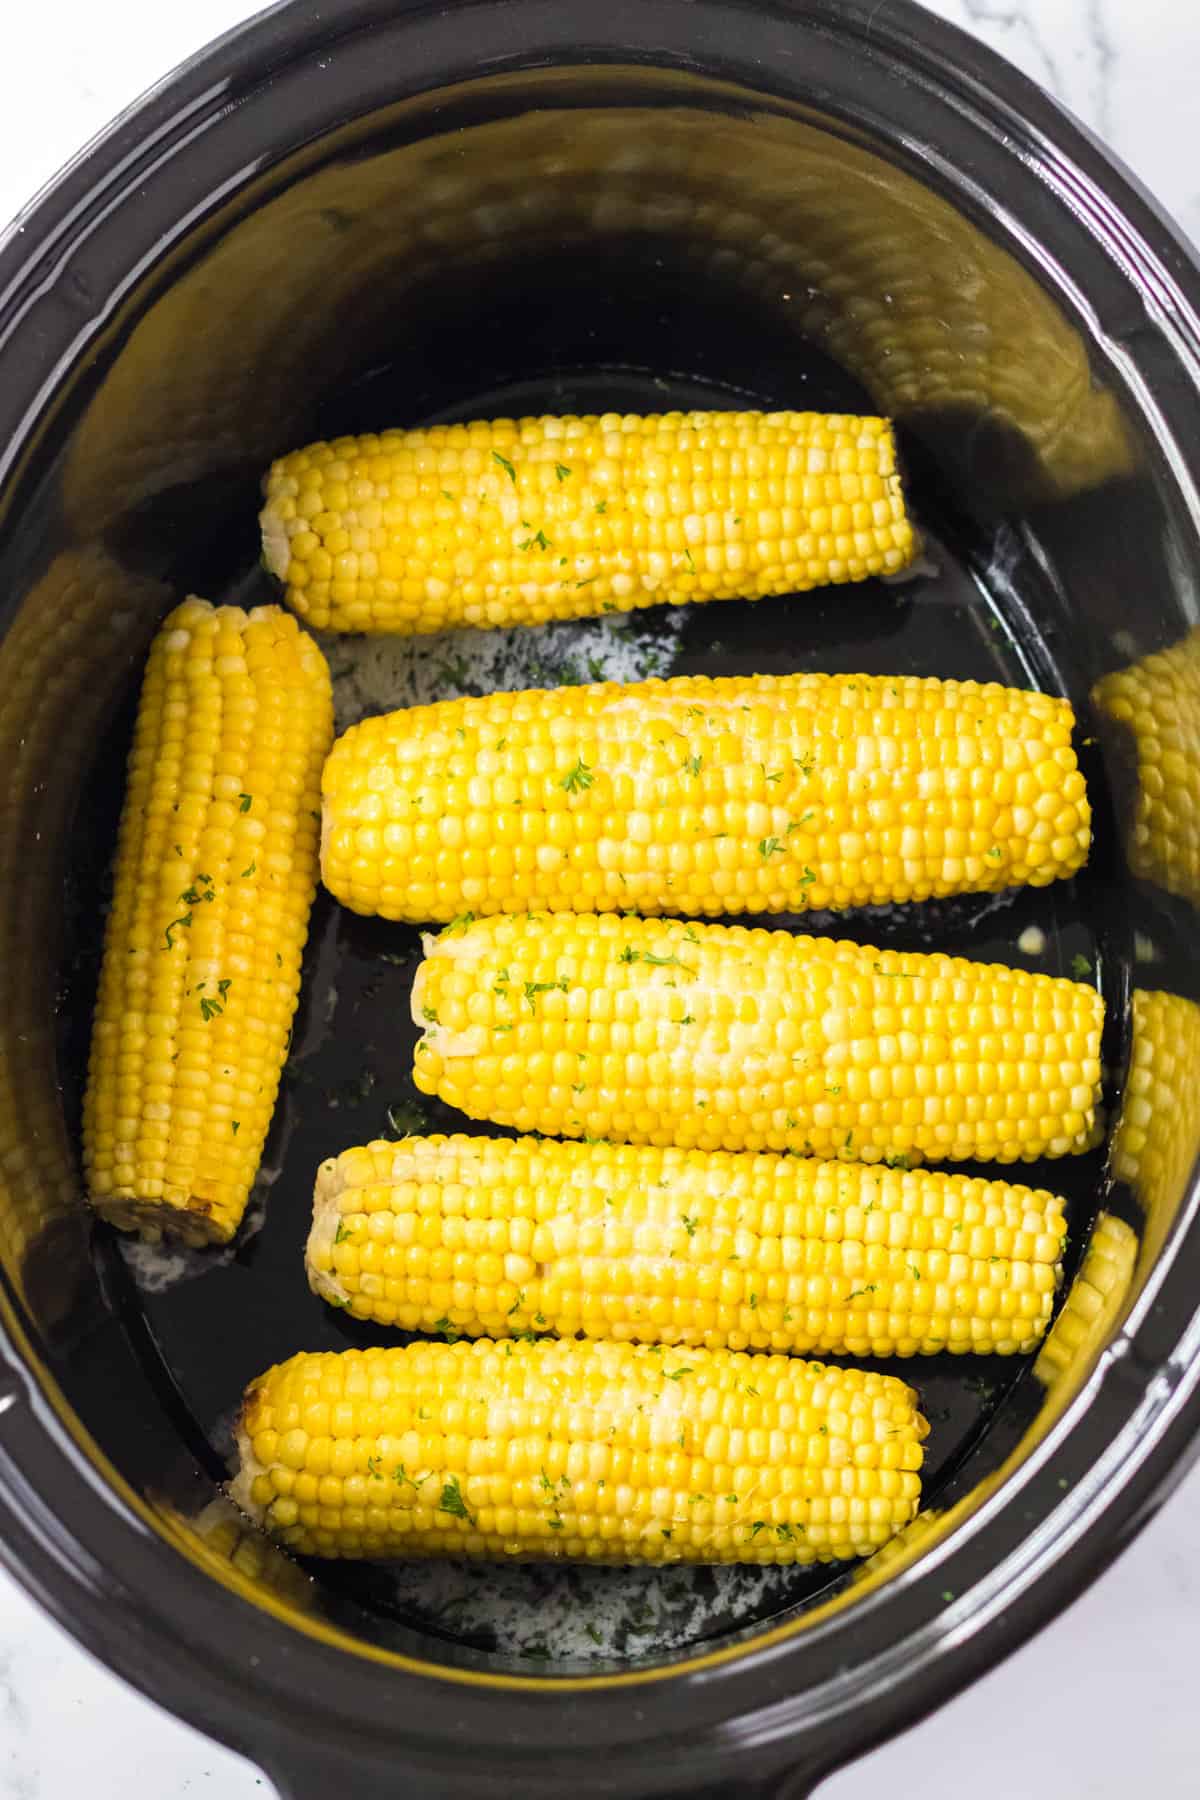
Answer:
[306, 1153, 358, 1313]
[229, 1390, 271, 1526]
[260, 503, 291, 583]
[93, 1190, 235, 1248]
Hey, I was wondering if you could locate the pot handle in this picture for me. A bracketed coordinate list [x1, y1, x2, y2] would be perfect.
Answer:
[264, 1758, 823, 1799]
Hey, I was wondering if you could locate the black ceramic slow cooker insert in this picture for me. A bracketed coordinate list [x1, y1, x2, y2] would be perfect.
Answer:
[0, 1, 1198, 1795]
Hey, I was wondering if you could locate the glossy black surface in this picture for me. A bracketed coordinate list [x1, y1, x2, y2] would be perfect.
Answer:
[0, 0, 1196, 1795]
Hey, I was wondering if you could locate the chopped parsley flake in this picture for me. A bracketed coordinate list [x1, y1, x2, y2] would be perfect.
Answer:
[393, 1463, 431, 1492]
[560, 757, 595, 794]
[492, 450, 517, 483]
[618, 946, 691, 970]
[523, 977, 568, 1011]
[438, 1476, 475, 1524]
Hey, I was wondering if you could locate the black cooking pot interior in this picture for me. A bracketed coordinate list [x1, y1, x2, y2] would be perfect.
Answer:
[0, 2, 1197, 1795]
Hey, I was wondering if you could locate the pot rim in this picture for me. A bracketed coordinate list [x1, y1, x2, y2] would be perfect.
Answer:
[2, 2, 1199, 1793]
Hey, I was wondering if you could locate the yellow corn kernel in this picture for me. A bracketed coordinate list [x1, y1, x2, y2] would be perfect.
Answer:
[321, 669, 1089, 923]
[411, 913, 1104, 1166]
[308, 1134, 1067, 1356]
[260, 410, 915, 634]
[83, 600, 333, 1244]
[231, 1339, 927, 1563]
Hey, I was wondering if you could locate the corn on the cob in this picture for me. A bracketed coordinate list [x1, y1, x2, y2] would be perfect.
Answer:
[308, 1133, 1067, 1355]
[231, 1339, 927, 1563]
[321, 670, 1089, 923]
[260, 410, 915, 634]
[1093, 627, 1200, 907]
[83, 600, 333, 1245]
[412, 913, 1104, 1165]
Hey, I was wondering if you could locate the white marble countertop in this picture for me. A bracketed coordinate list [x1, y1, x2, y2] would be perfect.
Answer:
[0, 3, 1195, 1795]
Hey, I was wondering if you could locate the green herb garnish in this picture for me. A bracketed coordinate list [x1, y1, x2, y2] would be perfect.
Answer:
[438, 1477, 475, 1524]
[560, 757, 595, 794]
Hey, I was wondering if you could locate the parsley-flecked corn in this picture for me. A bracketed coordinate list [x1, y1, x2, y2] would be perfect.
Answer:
[230, 1339, 928, 1563]
[411, 913, 1105, 1165]
[308, 1134, 1067, 1356]
[260, 410, 915, 634]
[83, 600, 333, 1244]
[321, 670, 1089, 923]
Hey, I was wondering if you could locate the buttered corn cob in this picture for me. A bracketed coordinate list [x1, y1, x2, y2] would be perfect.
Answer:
[412, 913, 1105, 1165]
[83, 600, 333, 1244]
[231, 1339, 927, 1563]
[308, 1134, 1067, 1356]
[260, 410, 915, 634]
[322, 670, 1089, 923]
